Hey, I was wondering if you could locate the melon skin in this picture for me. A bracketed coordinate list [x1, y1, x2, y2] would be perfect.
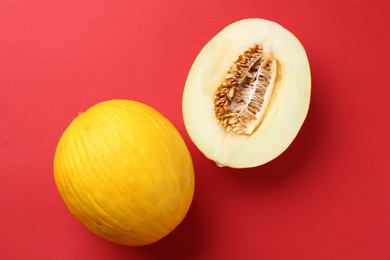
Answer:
[54, 100, 195, 246]
[182, 18, 311, 168]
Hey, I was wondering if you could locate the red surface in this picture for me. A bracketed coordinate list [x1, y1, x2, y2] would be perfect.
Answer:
[1, 0, 389, 259]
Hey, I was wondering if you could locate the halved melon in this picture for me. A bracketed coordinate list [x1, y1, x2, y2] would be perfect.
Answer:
[182, 18, 311, 168]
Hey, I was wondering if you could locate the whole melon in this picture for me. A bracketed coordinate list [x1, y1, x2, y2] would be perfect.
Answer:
[54, 100, 194, 246]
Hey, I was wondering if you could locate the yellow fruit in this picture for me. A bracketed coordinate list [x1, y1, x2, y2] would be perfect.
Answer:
[54, 100, 194, 246]
[182, 18, 311, 168]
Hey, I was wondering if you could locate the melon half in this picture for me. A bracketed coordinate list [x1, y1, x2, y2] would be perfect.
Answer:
[182, 18, 311, 168]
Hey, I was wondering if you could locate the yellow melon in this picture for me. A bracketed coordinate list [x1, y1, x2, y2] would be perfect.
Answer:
[54, 100, 194, 246]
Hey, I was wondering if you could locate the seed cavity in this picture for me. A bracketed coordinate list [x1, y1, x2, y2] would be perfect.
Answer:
[214, 45, 277, 135]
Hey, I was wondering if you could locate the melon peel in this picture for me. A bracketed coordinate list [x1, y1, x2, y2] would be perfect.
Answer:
[182, 18, 311, 168]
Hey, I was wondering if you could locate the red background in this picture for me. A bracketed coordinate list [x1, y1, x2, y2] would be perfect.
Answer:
[1, 0, 389, 259]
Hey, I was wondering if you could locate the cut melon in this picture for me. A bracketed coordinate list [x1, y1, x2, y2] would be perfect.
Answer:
[182, 18, 311, 168]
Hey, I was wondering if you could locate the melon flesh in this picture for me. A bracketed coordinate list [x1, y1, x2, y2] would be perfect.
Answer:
[182, 18, 311, 168]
